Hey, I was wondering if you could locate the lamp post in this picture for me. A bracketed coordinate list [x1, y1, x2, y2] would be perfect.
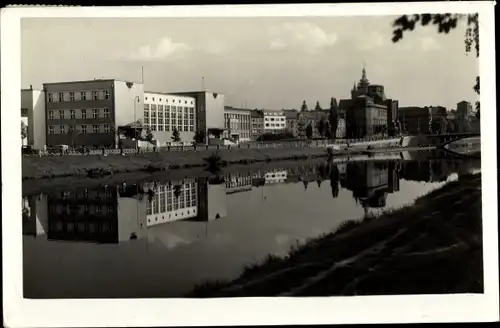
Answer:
[134, 96, 140, 151]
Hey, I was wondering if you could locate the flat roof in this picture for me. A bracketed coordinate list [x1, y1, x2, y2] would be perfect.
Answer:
[144, 90, 196, 98]
[42, 78, 142, 86]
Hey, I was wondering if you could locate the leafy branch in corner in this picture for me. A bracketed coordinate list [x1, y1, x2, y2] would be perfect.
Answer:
[391, 13, 480, 118]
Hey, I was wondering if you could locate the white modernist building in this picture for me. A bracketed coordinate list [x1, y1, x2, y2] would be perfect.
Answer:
[143, 92, 197, 146]
[263, 110, 286, 133]
[21, 88, 46, 149]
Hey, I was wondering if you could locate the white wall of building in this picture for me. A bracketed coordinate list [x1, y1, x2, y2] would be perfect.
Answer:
[117, 195, 148, 242]
[113, 80, 144, 128]
[21, 89, 46, 149]
[204, 92, 225, 131]
[144, 92, 196, 145]
[263, 111, 286, 133]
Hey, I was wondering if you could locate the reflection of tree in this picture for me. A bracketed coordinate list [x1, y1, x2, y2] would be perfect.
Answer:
[329, 164, 340, 198]
[303, 180, 309, 190]
[316, 179, 322, 188]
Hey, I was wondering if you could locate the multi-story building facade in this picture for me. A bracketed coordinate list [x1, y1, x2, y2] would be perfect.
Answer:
[263, 110, 286, 134]
[43, 79, 144, 148]
[284, 109, 299, 136]
[346, 95, 388, 138]
[21, 87, 46, 149]
[398, 106, 447, 135]
[250, 109, 264, 141]
[223, 106, 252, 142]
[171, 91, 225, 144]
[456, 100, 474, 133]
[143, 92, 196, 145]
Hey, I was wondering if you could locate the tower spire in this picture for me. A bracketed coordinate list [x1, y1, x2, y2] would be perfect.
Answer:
[362, 61, 367, 81]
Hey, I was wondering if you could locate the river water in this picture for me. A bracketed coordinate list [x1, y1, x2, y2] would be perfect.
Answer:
[22, 150, 481, 299]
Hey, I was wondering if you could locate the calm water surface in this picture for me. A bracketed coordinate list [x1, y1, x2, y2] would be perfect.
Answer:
[22, 151, 481, 298]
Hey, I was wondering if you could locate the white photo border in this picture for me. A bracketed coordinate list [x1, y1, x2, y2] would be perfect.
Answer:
[2, 2, 498, 327]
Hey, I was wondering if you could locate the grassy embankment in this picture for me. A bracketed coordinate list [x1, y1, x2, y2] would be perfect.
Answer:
[22, 146, 416, 181]
[188, 173, 483, 297]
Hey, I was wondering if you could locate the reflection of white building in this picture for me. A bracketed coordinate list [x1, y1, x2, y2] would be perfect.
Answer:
[144, 179, 198, 227]
[225, 172, 253, 194]
[22, 194, 49, 237]
[264, 170, 287, 184]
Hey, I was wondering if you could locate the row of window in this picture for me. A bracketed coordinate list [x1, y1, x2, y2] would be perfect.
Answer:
[48, 108, 110, 120]
[146, 185, 197, 215]
[264, 117, 286, 122]
[144, 104, 195, 113]
[144, 96, 194, 105]
[50, 203, 114, 216]
[48, 123, 112, 135]
[143, 118, 195, 132]
[224, 113, 251, 121]
[47, 90, 111, 103]
[265, 123, 286, 128]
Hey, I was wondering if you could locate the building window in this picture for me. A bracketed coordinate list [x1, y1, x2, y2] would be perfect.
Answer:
[165, 118, 170, 131]
[69, 92, 75, 101]
[59, 125, 65, 134]
[80, 125, 87, 134]
[69, 110, 76, 119]
[48, 93, 54, 103]
[81, 109, 87, 119]
[151, 118, 156, 125]
[68, 124, 75, 133]
[103, 108, 110, 118]
[103, 90, 110, 100]
[91, 91, 99, 100]
[152, 97, 155, 101]
[92, 108, 99, 119]
[48, 110, 54, 120]
[158, 125, 164, 131]
[59, 110, 65, 119]
[104, 124, 110, 133]
[48, 126, 55, 134]
[151, 124, 157, 131]
[80, 92, 87, 101]
[92, 124, 99, 133]
[58, 92, 64, 102]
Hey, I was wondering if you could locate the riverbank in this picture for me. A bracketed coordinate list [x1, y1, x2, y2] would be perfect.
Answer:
[187, 173, 483, 297]
[22, 146, 426, 181]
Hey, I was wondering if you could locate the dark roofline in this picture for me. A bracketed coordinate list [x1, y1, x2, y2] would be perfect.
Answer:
[144, 90, 196, 97]
[42, 78, 142, 86]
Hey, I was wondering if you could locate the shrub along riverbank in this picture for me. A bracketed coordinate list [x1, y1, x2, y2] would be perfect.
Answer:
[187, 173, 483, 297]
[22, 146, 422, 181]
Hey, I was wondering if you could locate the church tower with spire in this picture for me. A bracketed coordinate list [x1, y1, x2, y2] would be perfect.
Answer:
[351, 65, 370, 99]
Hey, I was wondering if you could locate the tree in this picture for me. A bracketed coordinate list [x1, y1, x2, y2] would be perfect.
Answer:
[317, 119, 326, 139]
[314, 101, 322, 111]
[391, 13, 480, 115]
[145, 126, 154, 142]
[171, 127, 181, 142]
[301, 100, 308, 112]
[328, 97, 339, 140]
[306, 123, 313, 139]
[297, 115, 307, 139]
[193, 130, 206, 143]
[21, 121, 27, 141]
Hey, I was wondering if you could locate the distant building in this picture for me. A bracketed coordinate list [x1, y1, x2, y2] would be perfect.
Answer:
[398, 106, 447, 135]
[297, 110, 328, 139]
[456, 100, 475, 133]
[143, 91, 197, 146]
[250, 110, 264, 140]
[263, 110, 286, 134]
[43, 79, 144, 148]
[21, 87, 46, 149]
[284, 109, 299, 136]
[223, 106, 252, 142]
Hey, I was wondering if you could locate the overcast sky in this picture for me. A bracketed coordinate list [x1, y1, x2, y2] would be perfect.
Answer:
[21, 16, 479, 110]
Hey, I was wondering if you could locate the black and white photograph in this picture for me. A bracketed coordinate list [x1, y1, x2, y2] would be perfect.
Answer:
[1, 2, 498, 327]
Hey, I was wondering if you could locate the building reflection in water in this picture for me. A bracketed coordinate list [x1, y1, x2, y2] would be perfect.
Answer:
[23, 154, 479, 245]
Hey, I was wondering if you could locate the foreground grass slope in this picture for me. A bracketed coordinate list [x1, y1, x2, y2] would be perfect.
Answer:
[188, 173, 483, 297]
